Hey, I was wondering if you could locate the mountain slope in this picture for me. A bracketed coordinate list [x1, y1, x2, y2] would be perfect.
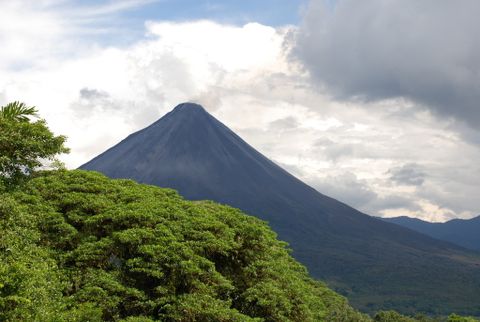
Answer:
[382, 215, 480, 251]
[81, 103, 480, 315]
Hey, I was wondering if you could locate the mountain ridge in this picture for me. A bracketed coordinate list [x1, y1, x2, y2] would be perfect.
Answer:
[382, 215, 480, 252]
[81, 102, 480, 315]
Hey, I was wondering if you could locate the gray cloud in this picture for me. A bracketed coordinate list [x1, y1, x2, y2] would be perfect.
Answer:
[322, 143, 354, 161]
[79, 87, 109, 100]
[75, 88, 112, 118]
[367, 195, 420, 215]
[388, 163, 426, 186]
[293, 0, 480, 127]
[190, 90, 223, 112]
[308, 172, 420, 216]
[75, 87, 162, 127]
[309, 172, 378, 210]
[312, 137, 376, 161]
[269, 116, 299, 130]
[276, 161, 305, 178]
[76, 88, 116, 116]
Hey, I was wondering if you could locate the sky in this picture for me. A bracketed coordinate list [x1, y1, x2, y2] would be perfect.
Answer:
[1, 0, 479, 222]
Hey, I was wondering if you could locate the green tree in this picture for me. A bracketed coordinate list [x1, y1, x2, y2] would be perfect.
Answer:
[374, 310, 417, 322]
[447, 314, 478, 322]
[0, 195, 66, 321]
[2, 169, 371, 321]
[0, 101, 38, 121]
[0, 102, 69, 188]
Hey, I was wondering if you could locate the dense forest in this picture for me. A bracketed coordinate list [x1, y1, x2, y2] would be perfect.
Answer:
[0, 102, 477, 321]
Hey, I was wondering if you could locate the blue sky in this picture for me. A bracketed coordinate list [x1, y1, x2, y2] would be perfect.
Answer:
[130, 0, 309, 26]
[63, 0, 309, 47]
[77, 0, 309, 27]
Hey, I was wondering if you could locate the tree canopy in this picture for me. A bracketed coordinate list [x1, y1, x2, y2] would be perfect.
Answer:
[0, 102, 69, 188]
[0, 170, 371, 321]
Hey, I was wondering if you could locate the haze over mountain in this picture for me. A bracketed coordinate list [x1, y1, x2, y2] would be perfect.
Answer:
[382, 215, 480, 252]
[81, 103, 480, 315]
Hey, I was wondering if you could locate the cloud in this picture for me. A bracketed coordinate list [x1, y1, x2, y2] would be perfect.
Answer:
[1, 3, 479, 222]
[309, 172, 378, 210]
[1, 18, 291, 166]
[368, 195, 419, 215]
[0, 0, 162, 70]
[79, 88, 110, 100]
[0, 1, 66, 69]
[292, 0, 480, 127]
[388, 163, 426, 186]
[307, 171, 420, 217]
[269, 116, 299, 130]
[312, 137, 361, 161]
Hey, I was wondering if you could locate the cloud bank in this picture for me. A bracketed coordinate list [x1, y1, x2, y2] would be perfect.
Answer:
[293, 0, 480, 127]
[1, 0, 479, 222]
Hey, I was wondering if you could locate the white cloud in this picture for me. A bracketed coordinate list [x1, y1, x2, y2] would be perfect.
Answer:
[0, 1, 66, 69]
[1, 2, 479, 222]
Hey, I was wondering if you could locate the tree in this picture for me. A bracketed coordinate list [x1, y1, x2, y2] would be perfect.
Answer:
[447, 314, 478, 322]
[0, 102, 69, 188]
[1, 169, 370, 321]
[374, 311, 416, 322]
[0, 101, 38, 121]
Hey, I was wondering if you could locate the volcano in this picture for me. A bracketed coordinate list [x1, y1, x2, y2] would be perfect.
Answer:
[81, 102, 480, 315]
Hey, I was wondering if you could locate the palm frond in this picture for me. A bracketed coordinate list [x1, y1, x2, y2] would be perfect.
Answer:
[0, 101, 39, 122]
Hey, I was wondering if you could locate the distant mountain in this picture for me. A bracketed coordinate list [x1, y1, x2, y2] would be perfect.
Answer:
[382, 215, 480, 251]
[81, 103, 480, 315]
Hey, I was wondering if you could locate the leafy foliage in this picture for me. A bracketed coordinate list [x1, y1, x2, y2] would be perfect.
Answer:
[0, 102, 69, 187]
[0, 195, 66, 321]
[0, 101, 38, 122]
[1, 170, 478, 321]
[0, 170, 373, 321]
[447, 314, 479, 322]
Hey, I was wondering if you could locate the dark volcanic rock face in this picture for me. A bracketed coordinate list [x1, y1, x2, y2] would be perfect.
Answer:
[81, 103, 480, 315]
